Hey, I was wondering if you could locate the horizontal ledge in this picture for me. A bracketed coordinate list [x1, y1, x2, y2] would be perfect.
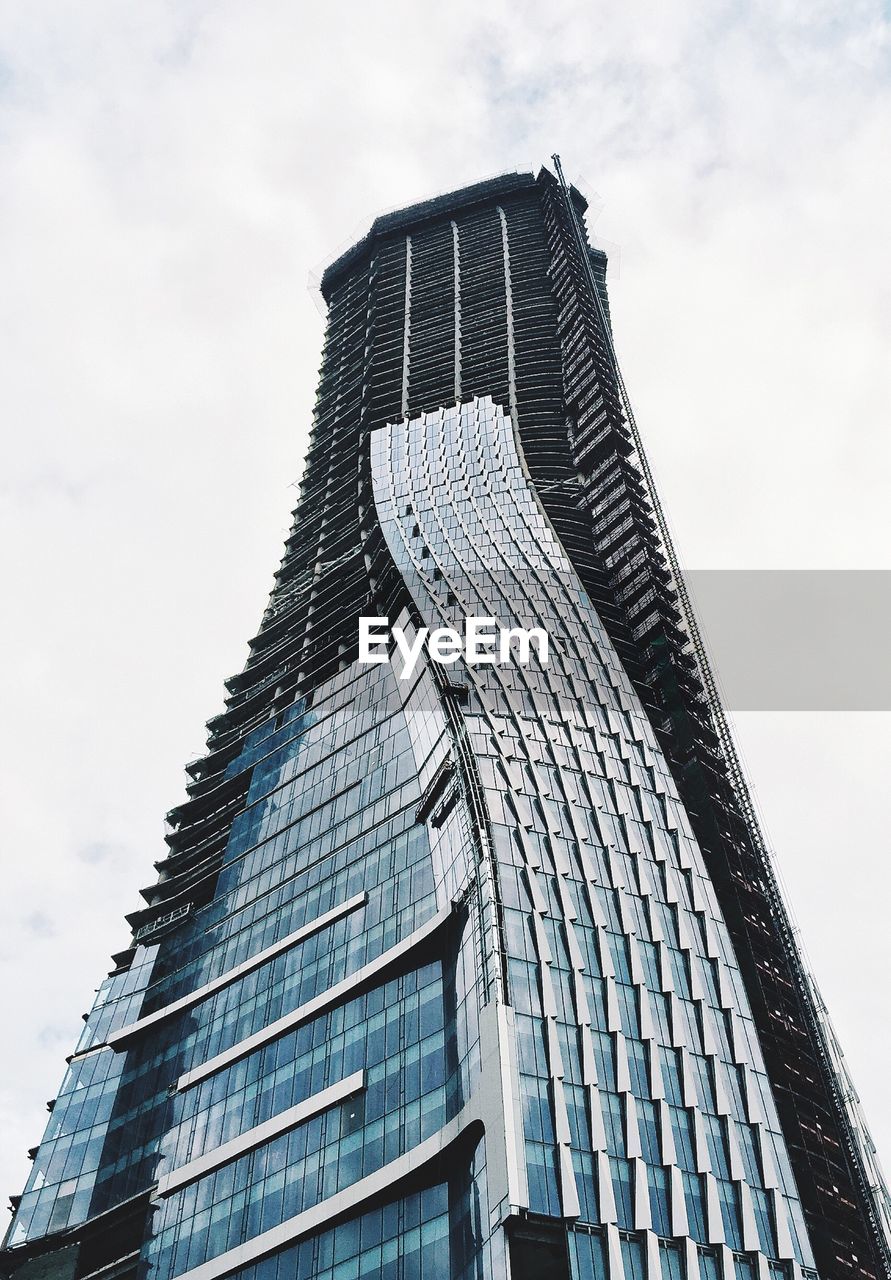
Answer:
[106, 895, 367, 1051]
[168, 1109, 482, 1280]
[176, 903, 454, 1093]
[66, 1042, 110, 1065]
[157, 1071, 365, 1198]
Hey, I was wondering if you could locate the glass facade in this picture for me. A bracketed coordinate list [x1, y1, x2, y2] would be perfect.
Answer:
[371, 398, 816, 1273]
[2, 168, 888, 1280]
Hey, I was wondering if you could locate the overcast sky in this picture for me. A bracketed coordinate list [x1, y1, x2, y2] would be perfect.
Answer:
[0, 0, 889, 1211]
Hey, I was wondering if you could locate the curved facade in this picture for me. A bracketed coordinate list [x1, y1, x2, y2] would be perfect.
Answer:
[2, 167, 888, 1280]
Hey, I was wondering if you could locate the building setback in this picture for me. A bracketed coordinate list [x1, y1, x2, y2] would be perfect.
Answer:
[2, 166, 889, 1280]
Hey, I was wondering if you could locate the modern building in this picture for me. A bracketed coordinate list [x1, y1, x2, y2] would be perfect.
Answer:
[2, 165, 889, 1280]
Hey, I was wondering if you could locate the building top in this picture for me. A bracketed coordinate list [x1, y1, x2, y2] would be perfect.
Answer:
[319, 166, 588, 301]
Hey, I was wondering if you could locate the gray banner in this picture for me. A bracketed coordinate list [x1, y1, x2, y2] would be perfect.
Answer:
[684, 570, 890, 710]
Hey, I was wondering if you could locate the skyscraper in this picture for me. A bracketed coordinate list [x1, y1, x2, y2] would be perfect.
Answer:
[3, 164, 889, 1280]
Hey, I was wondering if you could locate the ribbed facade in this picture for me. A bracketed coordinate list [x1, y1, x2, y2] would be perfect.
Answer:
[2, 167, 888, 1280]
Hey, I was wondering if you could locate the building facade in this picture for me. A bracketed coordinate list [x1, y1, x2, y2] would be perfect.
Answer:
[2, 167, 889, 1280]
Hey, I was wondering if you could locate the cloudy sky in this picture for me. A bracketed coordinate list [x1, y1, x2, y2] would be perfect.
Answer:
[0, 0, 889, 1209]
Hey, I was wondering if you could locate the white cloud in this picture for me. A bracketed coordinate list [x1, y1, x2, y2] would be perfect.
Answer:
[0, 0, 888, 1209]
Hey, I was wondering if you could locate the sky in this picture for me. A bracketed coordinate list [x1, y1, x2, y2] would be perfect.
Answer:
[0, 0, 889, 1214]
